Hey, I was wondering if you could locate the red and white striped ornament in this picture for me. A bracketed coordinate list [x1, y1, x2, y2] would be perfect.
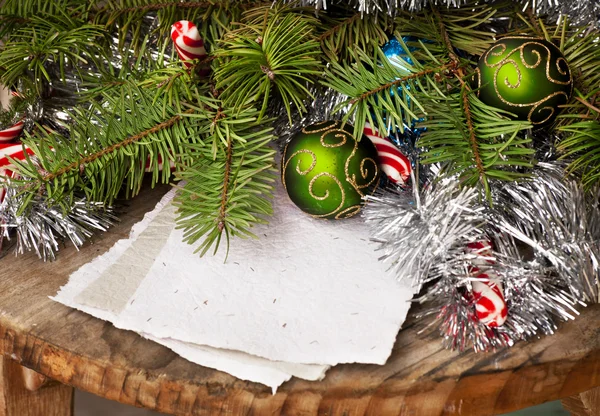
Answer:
[0, 120, 24, 143]
[171, 21, 207, 69]
[467, 241, 508, 327]
[363, 123, 411, 185]
[144, 154, 176, 173]
[0, 142, 34, 202]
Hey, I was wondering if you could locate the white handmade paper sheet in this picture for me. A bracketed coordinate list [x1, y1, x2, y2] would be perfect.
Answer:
[53, 190, 326, 392]
[54, 181, 415, 391]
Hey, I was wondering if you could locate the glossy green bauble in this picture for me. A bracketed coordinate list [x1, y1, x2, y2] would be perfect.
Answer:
[282, 121, 380, 220]
[477, 36, 573, 126]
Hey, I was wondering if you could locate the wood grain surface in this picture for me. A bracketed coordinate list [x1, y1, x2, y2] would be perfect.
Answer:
[0, 357, 73, 416]
[0, 184, 599, 416]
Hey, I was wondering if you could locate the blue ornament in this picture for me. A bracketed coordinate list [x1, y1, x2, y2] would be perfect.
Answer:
[373, 36, 425, 135]
[382, 36, 418, 70]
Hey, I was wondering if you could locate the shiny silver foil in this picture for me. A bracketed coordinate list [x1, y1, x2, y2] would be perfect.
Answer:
[0, 182, 118, 261]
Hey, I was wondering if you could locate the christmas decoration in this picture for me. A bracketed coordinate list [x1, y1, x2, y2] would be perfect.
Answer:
[477, 37, 573, 125]
[2, 0, 600, 354]
[492, 163, 600, 304]
[467, 241, 507, 327]
[282, 120, 379, 219]
[364, 176, 485, 284]
[0, 120, 23, 143]
[170, 20, 207, 70]
[363, 123, 411, 185]
[382, 36, 416, 70]
[0, 142, 34, 201]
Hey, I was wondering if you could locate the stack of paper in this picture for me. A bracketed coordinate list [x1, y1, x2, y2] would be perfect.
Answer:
[53, 183, 415, 392]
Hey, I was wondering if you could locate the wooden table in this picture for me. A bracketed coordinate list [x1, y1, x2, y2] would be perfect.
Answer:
[1, 185, 600, 416]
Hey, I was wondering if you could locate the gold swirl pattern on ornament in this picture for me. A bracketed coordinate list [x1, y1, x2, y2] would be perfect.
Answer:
[283, 149, 317, 177]
[527, 91, 570, 124]
[497, 60, 522, 89]
[302, 120, 338, 134]
[335, 205, 362, 220]
[353, 157, 379, 191]
[343, 133, 379, 196]
[482, 38, 572, 124]
[308, 172, 346, 219]
[321, 129, 349, 148]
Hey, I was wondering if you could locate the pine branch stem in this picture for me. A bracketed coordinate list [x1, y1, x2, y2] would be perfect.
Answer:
[318, 14, 361, 41]
[218, 134, 234, 232]
[432, 6, 484, 180]
[111, 2, 215, 14]
[432, 6, 460, 66]
[461, 87, 485, 180]
[349, 63, 454, 104]
[525, 8, 543, 37]
[575, 96, 600, 115]
[40, 109, 194, 183]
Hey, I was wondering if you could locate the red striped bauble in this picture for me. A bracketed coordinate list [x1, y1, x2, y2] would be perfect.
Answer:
[171, 21, 207, 70]
[467, 241, 508, 327]
[0, 142, 34, 202]
[0, 120, 24, 143]
[363, 123, 411, 185]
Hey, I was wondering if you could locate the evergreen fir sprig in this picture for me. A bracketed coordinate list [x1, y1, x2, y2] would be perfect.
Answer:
[418, 89, 534, 197]
[214, 7, 322, 122]
[9, 81, 202, 214]
[558, 120, 600, 189]
[0, 0, 87, 38]
[318, 10, 392, 63]
[0, 11, 107, 95]
[323, 43, 452, 138]
[396, 3, 497, 58]
[174, 104, 276, 257]
[95, 0, 249, 54]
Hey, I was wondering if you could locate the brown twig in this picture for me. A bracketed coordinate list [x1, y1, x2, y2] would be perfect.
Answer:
[318, 14, 361, 41]
[525, 8, 543, 37]
[461, 87, 485, 179]
[41, 109, 194, 183]
[349, 63, 456, 105]
[575, 97, 600, 115]
[217, 135, 234, 232]
[432, 6, 485, 180]
[432, 7, 460, 67]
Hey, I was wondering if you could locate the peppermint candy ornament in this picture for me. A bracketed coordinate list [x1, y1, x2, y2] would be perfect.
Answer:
[467, 241, 508, 327]
[0, 142, 34, 202]
[363, 123, 411, 185]
[144, 154, 176, 173]
[0, 120, 24, 143]
[171, 21, 207, 69]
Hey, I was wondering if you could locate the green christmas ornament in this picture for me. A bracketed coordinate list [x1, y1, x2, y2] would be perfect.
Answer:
[282, 120, 380, 220]
[477, 36, 573, 125]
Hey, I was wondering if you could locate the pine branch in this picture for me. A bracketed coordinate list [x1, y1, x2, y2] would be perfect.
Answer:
[318, 10, 392, 63]
[40, 110, 193, 184]
[174, 104, 276, 257]
[323, 43, 454, 138]
[0, 11, 108, 95]
[396, 2, 497, 58]
[460, 85, 485, 180]
[10, 82, 203, 212]
[214, 6, 322, 122]
[418, 91, 534, 196]
[95, 0, 251, 55]
[559, 120, 600, 189]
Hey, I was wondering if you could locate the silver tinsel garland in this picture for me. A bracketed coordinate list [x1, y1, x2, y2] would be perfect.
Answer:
[297, 0, 600, 26]
[0, 183, 117, 261]
[492, 163, 600, 303]
[364, 174, 486, 286]
[363, 162, 596, 351]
